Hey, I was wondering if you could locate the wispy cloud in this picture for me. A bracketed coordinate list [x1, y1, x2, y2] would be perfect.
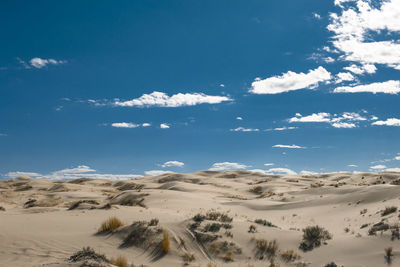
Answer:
[288, 111, 368, 128]
[114, 91, 232, 108]
[370, 164, 387, 170]
[160, 123, 170, 129]
[334, 81, 400, 94]
[6, 165, 142, 180]
[209, 162, 250, 171]
[29, 57, 67, 69]
[272, 144, 305, 149]
[372, 118, 400, 127]
[161, 161, 184, 168]
[144, 170, 173, 176]
[249, 67, 331, 94]
[111, 122, 140, 128]
[267, 168, 297, 175]
[230, 127, 259, 132]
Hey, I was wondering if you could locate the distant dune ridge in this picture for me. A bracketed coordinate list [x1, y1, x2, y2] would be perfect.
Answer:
[1, 171, 400, 266]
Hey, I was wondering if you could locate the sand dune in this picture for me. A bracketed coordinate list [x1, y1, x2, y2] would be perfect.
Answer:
[1, 171, 400, 266]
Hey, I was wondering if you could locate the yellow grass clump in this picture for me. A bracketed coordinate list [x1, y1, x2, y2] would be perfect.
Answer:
[162, 230, 170, 253]
[110, 255, 128, 267]
[98, 216, 124, 233]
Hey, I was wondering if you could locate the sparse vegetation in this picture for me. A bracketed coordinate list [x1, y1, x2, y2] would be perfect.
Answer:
[149, 218, 159, 226]
[324, 263, 338, 267]
[368, 222, 390, 235]
[280, 249, 301, 262]
[360, 208, 367, 215]
[97, 216, 123, 233]
[385, 247, 393, 264]
[299, 225, 332, 252]
[182, 253, 195, 265]
[222, 251, 234, 262]
[382, 206, 397, 216]
[248, 225, 257, 233]
[162, 231, 170, 253]
[254, 239, 278, 260]
[69, 247, 109, 263]
[249, 186, 263, 195]
[69, 200, 100, 210]
[254, 219, 276, 227]
[110, 255, 128, 267]
[0, 206, 5, 211]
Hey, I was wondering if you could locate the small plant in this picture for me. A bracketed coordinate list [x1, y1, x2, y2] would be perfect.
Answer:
[299, 225, 332, 252]
[69, 247, 109, 263]
[222, 251, 234, 262]
[97, 216, 124, 233]
[193, 213, 206, 222]
[149, 218, 159, 226]
[225, 231, 233, 238]
[254, 219, 276, 227]
[324, 263, 338, 267]
[249, 186, 263, 195]
[385, 247, 393, 264]
[360, 208, 367, 215]
[204, 223, 223, 232]
[162, 230, 170, 253]
[110, 255, 128, 267]
[268, 257, 280, 267]
[182, 253, 195, 265]
[280, 249, 301, 262]
[344, 227, 350, 233]
[382, 206, 397, 216]
[255, 239, 278, 259]
[248, 225, 257, 233]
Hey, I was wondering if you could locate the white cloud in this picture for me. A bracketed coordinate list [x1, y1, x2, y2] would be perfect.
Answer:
[111, 122, 140, 128]
[161, 161, 184, 168]
[385, 168, 400, 172]
[6, 165, 142, 180]
[144, 170, 173, 176]
[343, 64, 377, 75]
[335, 72, 356, 83]
[313, 12, 321, 19]
[334, 80, 400, 94]
[272, 144, 305, 149]
[264, 163, 274, 166]
[370, 164, 387, 169]
[6, 171, 43, 178]
[236, 116, 243, 120]
[300, 170, 318, 175]
[372, 118, 400, 126]
[249, 67, 331, 94]
[142, 123, 151, 127]
[324, 57, 335, 63]
[328, 0, 400, 69]
[220, 84, 225, 87]
[331, 122, 357, 128]
[394, 156, 400, 160]
[160, 123, 170, 129]
[114, 91, 232, 107]
[348, 164, 358, 167]
[289, 112, 331, 123]
[209, 162, 249, 171]
[230, 127, 259, 132]
[266, 126, 297, 131]
[288, 111, 369, 128]
[267, 168, 297, 175]
[30, 57, 66, 69]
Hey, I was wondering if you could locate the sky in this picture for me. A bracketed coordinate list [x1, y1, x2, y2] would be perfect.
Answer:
[1, 0, 400, 179]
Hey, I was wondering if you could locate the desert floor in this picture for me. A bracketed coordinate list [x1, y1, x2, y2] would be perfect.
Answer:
[1, 171, 400, 267]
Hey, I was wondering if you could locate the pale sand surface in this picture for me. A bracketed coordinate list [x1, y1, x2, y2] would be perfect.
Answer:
[1, 171, 400, 266]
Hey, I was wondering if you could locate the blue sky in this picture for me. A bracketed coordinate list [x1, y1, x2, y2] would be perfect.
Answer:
[1, 0, 400, 179]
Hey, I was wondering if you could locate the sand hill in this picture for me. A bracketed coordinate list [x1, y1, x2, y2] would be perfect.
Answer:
[1, 171, 400, 267]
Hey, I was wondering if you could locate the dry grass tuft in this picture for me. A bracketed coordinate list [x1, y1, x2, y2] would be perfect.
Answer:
[162, 231, 170, 253]
[97, 216, 124, 233]
[385, 247, 394, 264]
[299, 225, 332, 252]
[280, 249, 301, 262]
[110, 255, 128, 267]
[381, 206, 397, 216]
[255, 239, 278, 260]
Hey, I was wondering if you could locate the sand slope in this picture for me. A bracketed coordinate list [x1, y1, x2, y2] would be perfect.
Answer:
[1, 171, 400, 266]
